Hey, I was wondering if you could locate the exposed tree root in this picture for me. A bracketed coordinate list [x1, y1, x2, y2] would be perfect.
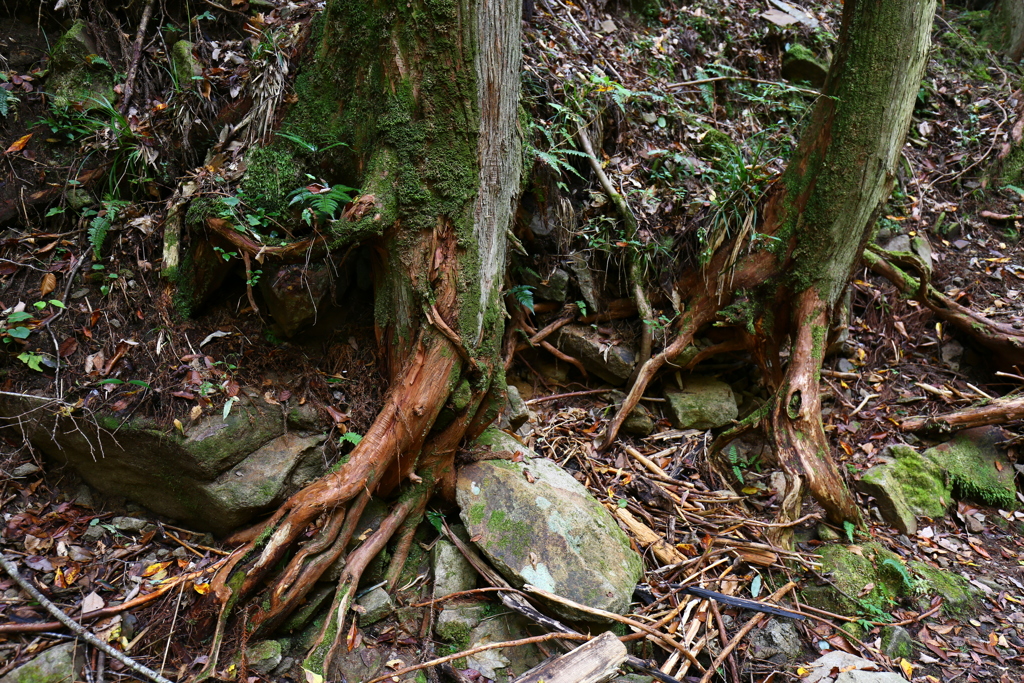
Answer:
[864, 247, 1024, 367]
[767, 289, 862, 540]
[901, 396, 1024, 432]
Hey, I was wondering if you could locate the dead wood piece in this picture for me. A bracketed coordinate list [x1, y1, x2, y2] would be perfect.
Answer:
[900, 396, 1024, 431]
[615, 507, 686, 565]
[513, 631, 626, 683]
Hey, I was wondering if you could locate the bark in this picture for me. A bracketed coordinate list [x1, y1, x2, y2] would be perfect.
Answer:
[201, 0, 522, 675]
[990, 0, 1024, 61]
[603, 0, 936, 533]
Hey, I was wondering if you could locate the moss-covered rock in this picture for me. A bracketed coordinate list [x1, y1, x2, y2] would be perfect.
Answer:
[47, 21, 115, 109]
[457, 429, 642, 621]
[908, 560, 978, 617]
[0, 642, 82, 683]
[663, 376, 738, 430]
[240, 146, 303, 217]
[781, 43, 829, 89]
[170, 40, 201, 91]
[857, 444, 951, 535]
[922, 426, 1016, 509]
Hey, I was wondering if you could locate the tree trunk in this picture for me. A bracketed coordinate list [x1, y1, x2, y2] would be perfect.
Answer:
[203, 0, 522, 675]
[603, 0, 936, 537]
[990, 0, 1024, 61]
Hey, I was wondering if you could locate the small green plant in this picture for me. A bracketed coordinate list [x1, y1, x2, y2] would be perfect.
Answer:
[212, 246, 238, 262]
[84, 197, 129, 258]
[0, 78, 19, 118]
[276, 131, 349, 155]
[843, 520, 856, 543]
[508, 285, 535, 313]
[339, 431, 363, 447]
[288, 176, 357, 226]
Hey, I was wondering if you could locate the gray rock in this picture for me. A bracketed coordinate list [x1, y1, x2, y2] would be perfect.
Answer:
[0, 642, 83, 683]
[503, 385, 530, 432]
[47, 22, 115, 109]
[112, 516, 149, 532]
[0, 392, 328, 534]
[436, 604, 486, 644]
[883, 233, 932, 274]
[554, 324, 636, 385]
[781, 43, 829, 88]
[466, 612, 544, 679]
[433, 536, 477, 599]
[523, 267, 569, 303]
[73, 484, 95, 508]
[606, 391, 654, 436]
[567, 253, 601, 314]
[748, 619, 802, 661]
[880, 625, 914, 659]
[356, 587, 393, 625]
[259, 263, 334, 337]
[457, 429, 642, 621]
[243, 640, 282, 674]
[11, 463, 41, 478]
[663, 376, 738, 429]
[803, 651, 894, 683]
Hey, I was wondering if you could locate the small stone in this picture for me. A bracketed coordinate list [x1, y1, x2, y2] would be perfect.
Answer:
[73, 484, 95, 508]
[70, 288, 89, 299]
[781, 43, 828, 88]
[83, 524, 107, 541]
[111, 516, 148, 532]
[356, 587, 393, 625]
[244, 640, 282, 674]
[554, 325, 636, 386]
[880, 625, 914, 659]
[433, 535, 478, 600]
[599, 19, 617, 33]
[748, 619, 802, 662]
[663, 376, 738, 430]
[504, 385, 530, 432]
[523, 267, 570, 303]
[436, 604, 486, 644]
[11, 463, 41, 478]
[567, 253, 600, 314]
[817, 524, 841, 542]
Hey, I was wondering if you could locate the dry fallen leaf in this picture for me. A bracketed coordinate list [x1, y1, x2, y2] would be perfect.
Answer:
[40, 273, 57, 297]
[5, 133, 32, 154]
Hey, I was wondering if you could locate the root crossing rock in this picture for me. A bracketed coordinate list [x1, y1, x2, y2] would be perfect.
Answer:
[456, 429, 642, 621]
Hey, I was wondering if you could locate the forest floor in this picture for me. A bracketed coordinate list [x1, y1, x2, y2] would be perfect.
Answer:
[1, 0, 1023, 681]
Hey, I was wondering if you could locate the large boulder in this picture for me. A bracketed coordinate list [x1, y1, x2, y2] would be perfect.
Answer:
[0, 392, 327, 534]
[456, 429, 642, 621]
[663, 376, 737, 429]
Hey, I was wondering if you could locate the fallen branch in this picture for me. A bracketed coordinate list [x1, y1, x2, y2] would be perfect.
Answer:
[120, 0, 157, 112]
[901, 396, 1024, 431]
[0, 555, 174, 683]
[513, 631, 626, 683]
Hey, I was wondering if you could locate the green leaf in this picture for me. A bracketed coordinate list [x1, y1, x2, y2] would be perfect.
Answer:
[48, 300, 66, 309]
[426, 510, 445, 535]
[339, 431, 363, 446]
[97, 378, 124, 385]
[616, 498, 629, 508]
[128, 379, 151, 388]
[223, 395, 239, 420]
[6, 326, 31, 339]
[18, 352, 43, 371]
[46, 206, 66, 217]
[6, 311, 33, 322]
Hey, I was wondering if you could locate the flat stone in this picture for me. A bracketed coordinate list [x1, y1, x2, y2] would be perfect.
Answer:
[883, 234, 932, 274]
[457, 429, 642, 621]
[0, 392, 328, 535]
[606, 391, 654, 436]
[503, 385, 530, 432]
[0, 642, 83, 683]
[803, 651, 898, 683]
[880, 625, 914, 659]
[11, 463, 41, 478]
[356, 587, 393, 625]
[111, 516, 149, 532]
[567, 253, 600, 314]
[466, 612, 543, 679]
[663, 376, 737, 429]
[857, 446, 950, 535]
[555, 324, 636, 385]
[436, 604, 486, 644]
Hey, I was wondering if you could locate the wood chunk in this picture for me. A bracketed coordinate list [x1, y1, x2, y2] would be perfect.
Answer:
[512, 631, 626, 683]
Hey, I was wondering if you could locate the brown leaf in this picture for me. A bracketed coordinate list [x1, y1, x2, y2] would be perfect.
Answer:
[5, 133, 32, 153]
[40, 273, 56, 297]
[325, 405, 348, 425]
[58, 337, 78, 358]
[225, 380, 240, 397]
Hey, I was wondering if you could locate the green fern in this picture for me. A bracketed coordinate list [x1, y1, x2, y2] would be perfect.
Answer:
[85, 198, 129, 259]
[289, 175, 357, 226]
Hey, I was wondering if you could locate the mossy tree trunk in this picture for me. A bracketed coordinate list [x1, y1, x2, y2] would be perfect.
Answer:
[990, 0, 1024, 61]
[603, 0, 937, 540]
[204, 0, 522, 675]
